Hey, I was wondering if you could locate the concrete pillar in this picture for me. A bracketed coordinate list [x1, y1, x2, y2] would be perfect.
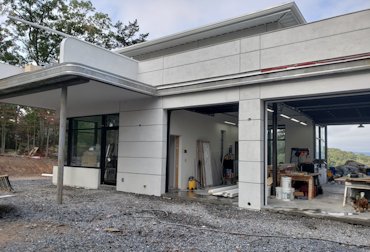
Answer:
[238, 89, 265, 210]
[116, 97, 167, 196]
[57, 87, 67, 204]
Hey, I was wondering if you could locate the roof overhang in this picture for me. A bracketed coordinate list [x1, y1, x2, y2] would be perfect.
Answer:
[116, 2, 305, 57]
[0, 63, 157, 100]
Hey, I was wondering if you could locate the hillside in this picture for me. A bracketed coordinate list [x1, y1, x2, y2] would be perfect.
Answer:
[0, 155, 55, 177]
[328, 148, 370, 167]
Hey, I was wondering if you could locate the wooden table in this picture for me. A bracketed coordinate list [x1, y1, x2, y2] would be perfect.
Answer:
[282, 173, 320, 200]
[335, 177, 370, 206]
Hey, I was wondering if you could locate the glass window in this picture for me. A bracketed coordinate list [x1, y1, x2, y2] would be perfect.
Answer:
[267, 127, 286, 165]
[105, 114, 119, 128]
[315, 125, 327, 160]
[69, 116, 102, 167]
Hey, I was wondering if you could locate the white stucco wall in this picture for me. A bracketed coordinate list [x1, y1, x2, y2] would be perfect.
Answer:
[60, 38, 138, 80]
[170, 110, 238, 189]
[137, 10, 370, 87]
[52, 166, 100, 189]
[284, 119, 315, 164]
[117, 97, 167, 196]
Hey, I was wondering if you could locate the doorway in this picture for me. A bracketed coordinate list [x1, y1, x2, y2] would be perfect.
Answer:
[168, 135, 180, 190]
[102, 128, 119, 185]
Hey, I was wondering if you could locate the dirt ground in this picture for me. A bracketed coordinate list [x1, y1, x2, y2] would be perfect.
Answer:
[1, 178, 370, 251]
[0, 155, 55, 177]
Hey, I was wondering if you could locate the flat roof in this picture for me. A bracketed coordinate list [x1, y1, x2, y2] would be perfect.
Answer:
[116, 2, 305, 57]
[0, 63, 157, 99]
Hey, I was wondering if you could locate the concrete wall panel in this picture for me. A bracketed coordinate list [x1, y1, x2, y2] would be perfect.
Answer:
[261, 10, 370, 49]
[162, 88, 239, 109]
[238, 181, 263, 209]
[240, 51, 260, 72]
[117, 157, 166, 175]
[60, 38, 138, 80]
[120, 109, 166, 126]
[117, 172, 165, 196]
[119, 125, 166, 142]
[261, 29, 370, 69]
[138, 57, 164, 73]
[119, 141, 166, 159]
[53, 166, 100, 189]
[163, 41, 240, 68]
[238, 161, 264, 184]
[240, 36, 260, 53]
[138, 71, 164, 86]
[163, 55, 240, 84]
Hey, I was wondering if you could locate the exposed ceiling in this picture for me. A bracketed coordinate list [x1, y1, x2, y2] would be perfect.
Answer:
[284, 93, 370, 125]
[185, 103, 239, 115]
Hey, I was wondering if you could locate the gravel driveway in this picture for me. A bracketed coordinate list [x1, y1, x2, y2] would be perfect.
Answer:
[1, 178, 370, 251]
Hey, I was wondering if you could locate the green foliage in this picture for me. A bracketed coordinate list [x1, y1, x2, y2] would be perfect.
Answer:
[328, 148, 370, 167]
[0, 103, 57, 156]
[0, 0, 148, 65]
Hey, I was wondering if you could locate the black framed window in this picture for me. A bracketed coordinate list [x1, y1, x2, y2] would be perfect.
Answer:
[267, 126, 286, 165]
[65, 114, 118, 168]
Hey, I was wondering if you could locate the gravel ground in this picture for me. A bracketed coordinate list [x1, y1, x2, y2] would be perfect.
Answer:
[1, 178, 370, 252]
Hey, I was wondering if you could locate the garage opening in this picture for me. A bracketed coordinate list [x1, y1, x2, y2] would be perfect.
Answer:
[266, 92, 370, 215]
[166, 103, 239, 200]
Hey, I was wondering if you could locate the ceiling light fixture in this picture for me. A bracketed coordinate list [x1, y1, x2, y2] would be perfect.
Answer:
[300, 122, 308, 126]
[224, 121, 236, 126]
[266, 108, 274, 113]
[290, 118, 300, 123]
[280, 114, 290, 119]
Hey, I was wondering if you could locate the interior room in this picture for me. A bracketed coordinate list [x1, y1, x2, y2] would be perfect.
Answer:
[266, 92, 370, 217]
[167, 103, 239, 195]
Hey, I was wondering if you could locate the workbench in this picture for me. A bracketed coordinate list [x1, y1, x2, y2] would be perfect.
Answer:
[282, 173, 320, 200]
[335, 177, 370, 206]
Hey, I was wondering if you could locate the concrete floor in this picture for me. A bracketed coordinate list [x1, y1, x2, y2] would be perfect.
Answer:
[266, 182, 370, 221]
[167, 183, 370, 224]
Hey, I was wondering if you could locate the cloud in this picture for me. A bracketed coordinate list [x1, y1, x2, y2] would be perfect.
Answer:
[90, 0, 370, 39]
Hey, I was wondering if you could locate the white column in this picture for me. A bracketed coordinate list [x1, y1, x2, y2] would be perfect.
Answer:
[116, 97, 167, 196]
[238, 87, 265, 209]
[57, 87, 67, 204]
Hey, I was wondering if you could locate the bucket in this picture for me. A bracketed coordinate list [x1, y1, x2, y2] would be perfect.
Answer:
[281, 176, 292, 189]
[276, 187, 282, 199]
[282, 187, 295, 201]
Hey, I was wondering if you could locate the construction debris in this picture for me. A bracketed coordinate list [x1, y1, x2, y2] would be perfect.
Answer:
[0, 175, 14, 192]
[208, 185, 238, 198]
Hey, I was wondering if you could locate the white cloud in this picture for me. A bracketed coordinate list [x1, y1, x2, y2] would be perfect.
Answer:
[89, 0, 370, 39]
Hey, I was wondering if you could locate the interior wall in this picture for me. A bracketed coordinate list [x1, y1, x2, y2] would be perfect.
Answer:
[283, 118, 314, 163]
[170, 110, 238, 189]
[268, 106, 314, 164]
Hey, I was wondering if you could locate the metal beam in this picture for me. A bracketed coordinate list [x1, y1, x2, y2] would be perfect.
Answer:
[272, 103, 278, 196]
[8, 15, 71, 38]
[57, 87, 67, 204]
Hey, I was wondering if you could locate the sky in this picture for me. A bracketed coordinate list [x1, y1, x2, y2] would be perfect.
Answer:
[89, 0, 370, 39]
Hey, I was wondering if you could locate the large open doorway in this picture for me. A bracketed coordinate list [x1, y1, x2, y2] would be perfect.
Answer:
[266, 92, 370, 217]
[166, 103, 239, 198]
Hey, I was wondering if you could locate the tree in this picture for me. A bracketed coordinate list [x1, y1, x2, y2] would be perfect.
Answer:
[0, 0, 149, 65]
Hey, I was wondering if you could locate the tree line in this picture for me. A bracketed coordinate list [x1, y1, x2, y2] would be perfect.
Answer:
[0, 0, 148, 156]
[328, 148, 370, 167]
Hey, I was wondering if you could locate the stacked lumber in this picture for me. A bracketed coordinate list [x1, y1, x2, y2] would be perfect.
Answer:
[197, 140, 214, 187]
[208, 185, 238, 198]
